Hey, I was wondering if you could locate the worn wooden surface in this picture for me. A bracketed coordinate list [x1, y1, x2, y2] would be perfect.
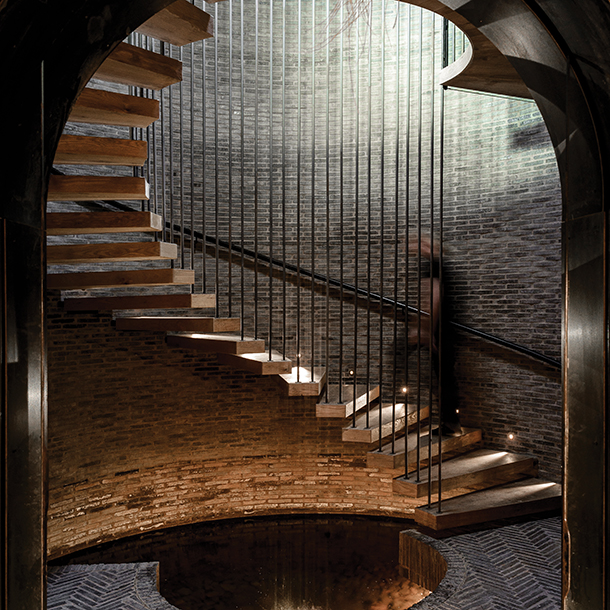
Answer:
[47, 241, 177, 264]
[316, 384, 380, 418]
[167, 333, 266, 355]
[55, 135, 148, 166]
[62, 293, 215, 311]
[116, 316, 240, 333]
[47, 176, 149, 202]
[47, 212, 162, 235]
[217, 351, 293, 375]
[47, 268, 194, 290]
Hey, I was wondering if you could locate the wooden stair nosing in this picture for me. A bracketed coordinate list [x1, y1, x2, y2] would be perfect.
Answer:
[47, 176, 150, 202]
[55, 134, 148, 166]
[62, 293, 215, 311]
[278, 367, 327, 397]
[217, 351, 292, 375]
[47, 268, 195, 290]
[166, 333, 266, 355]
[47, 241, 177, 264]
[412, 478, 561, 530]
[69, 88, 159, 128]
[116, 316, 240, 333]
[316, 384, 381, 418]
[137, 0, 213, 46]
[392, 449, 538, 499]
[95, 42, 182, 91]
[367, 428, 483, 470]
[47, 212, 163, 235]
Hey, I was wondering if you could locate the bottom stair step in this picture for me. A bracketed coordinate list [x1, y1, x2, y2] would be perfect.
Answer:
[392, 448, 538, 498]
[413, 477, 562, 530]
[278, 367, 327, 397]
[116, 316, 240, 333]
[217, 351, 292, 375]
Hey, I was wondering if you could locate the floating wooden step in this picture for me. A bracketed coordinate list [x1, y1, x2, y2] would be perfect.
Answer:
[94, 42, 182, 90]
[47, 268, 194, 290]
[69, 88, 159, 128]
[47, 241, 177, 264]
[47, 212, 162, 235]
[54, 135, 148, 166]
[277, 367, 327, 397]
[166, 333, 265, 355]
[316, 384, 380, 418]
[413, 478, 561, 530]
[62, 293, 215, 311]
[116, 316, 239, 333]
[367, 427, 482, 470]
[217, 351, 292, 375]
[47, 176, 149, 202]
[393, 449, 538, 499]
[137, 0, 213, 46]
[342, 403, 427, 444]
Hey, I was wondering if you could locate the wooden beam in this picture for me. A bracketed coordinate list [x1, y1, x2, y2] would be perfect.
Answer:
[54, 135, 148, 166]
[47, 241, 177, 264]
[47, 176, 149, 201]
[413, 478, 561, 530]
[217, 351, 293, 375]
[47, 268, 194, 290]
[116, 316, 240, 333]
[277, 367, 327, 397]
[316, 384, 380, 418]
[137, 0, 213, 46]
[167, 333, 266, 355]
[69, 88, 160, 128]
[62, 293, 215, 311]
[94, 42, 182, 91]
[47, 212, 162, 235]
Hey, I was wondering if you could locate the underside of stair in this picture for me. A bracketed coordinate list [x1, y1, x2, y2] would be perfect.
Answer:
[54, 135, 148, 166]
[412, 478, 561, 530]
[69, 88, 160, 128]
[116, 316, 239, 333]
[47, 242, 176, 264]
[95, 42, 182, 90]
[47, 176, 149, 202]
[62, 293, 215, 311]
[277, 367, 327, 397]
[136, 0, 214, 46]
[316, 384, 380, 418]
[166, 333, 265, 355]
[367, 427, 483, 470]
[217, 351, 292, 375]
[47, 268, 195, 290]
[47, 212, 163, 235]
[392, 448, 538, 499]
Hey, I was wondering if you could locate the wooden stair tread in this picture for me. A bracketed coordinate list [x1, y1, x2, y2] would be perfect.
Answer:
[393, 448, 538, 499]
[55, 135, 148, 166]
[116, 316, 239, 333]
[47, 241, 176, 264]
[47, 268, 194, 290]
[47, 212, 162, 235]
[342, 402, 428, 444]
[278, 367, 327, 397]
[413, 478, 561, 530]
[62, 293, 215, 311]
[166, 333, 265, 355]
[94, 42, 182, 91]
[217, 351, 292, 375]
[316, 384, 380, 418]
[69, 88, 159, 128]
[367, 427, 483, 470]
[47, 176, 149, 202]
[137, 0, 213, 46]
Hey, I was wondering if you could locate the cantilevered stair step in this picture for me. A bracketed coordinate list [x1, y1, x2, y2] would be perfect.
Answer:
[137, 0, 213, 46]
[54, 135, 148, 166]
[47, 242, 177, 264]
[217, 351, 292, 375]
[48, 176, 149, 202]
[47, 268, 194, 291]
[62, 293, 215, 311]
[316, 384, 380, 418]
[392, 448, 538, 499]
[342, 403, 428, 444]
[69, 88, 159, 128]
[94, 42, 182, 90]
[116, 316, 240, 333]
[47, 212, 162, 235]
[278, 367, 327, 397]
[167, 333, 265, 355]
[412, 478, 561, 530]
[367, 427, 483, 470]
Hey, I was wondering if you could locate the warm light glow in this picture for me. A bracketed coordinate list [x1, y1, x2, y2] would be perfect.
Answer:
[401, 386, 408, 393]
[349, 370, 354, 376]
[455, 408, 459, 414]
[508, 433, 515, 440]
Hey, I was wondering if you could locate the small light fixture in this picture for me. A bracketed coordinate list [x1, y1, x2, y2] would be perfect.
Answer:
[401, 386, 408, 394]
[349, 369, 354, 376]
[455, 409, 460, 414]
[508, 433, 515, 440]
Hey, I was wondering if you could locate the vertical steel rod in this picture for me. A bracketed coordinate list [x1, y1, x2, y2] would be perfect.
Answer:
[352, 14, 360, 429]
[325, 0, 331, 400]
[160, 42, 168, 245]
[190, 37, 195, 277]
[338, 0, 345, 404]
[214, 3, 220, 316]
[240, 0, 245, 337]
[179, 46, 185, 270]
[201, 35, 207, 293]
[269, 0, 274, 358]
[310, 0, 316, 382]
[228, 0, 233, 314]
[282, 0, 287, 360]
[169, 43, 175, 265]
[296, 0, 302, 381]
[365, 12, 372, 430]
[254, 0, 260, 337]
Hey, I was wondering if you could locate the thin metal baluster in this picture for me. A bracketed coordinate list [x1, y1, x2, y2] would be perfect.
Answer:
[310, 0, 316, 383]
[416, 8, 423, 483]
[240, 0, 245, 335]
[160, 42, 168, 245]
[214, 4, 220, 316]
[180, 45, 185, 270]
[254, 0, 259, 338]
[338, 0, 344, 404]
[169, 43, 175, 264]
[228, 0, 233, 314]
[282, 0, 287, 360]
[366, 13, 372, 430]
[352, 16, 360, 429]
[325, 0, 330, 401]
[202, 34, 207, 293]
[296, 0, 302, 381]
[190, 37, 195, 276]
[269, 0, 274, 359]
